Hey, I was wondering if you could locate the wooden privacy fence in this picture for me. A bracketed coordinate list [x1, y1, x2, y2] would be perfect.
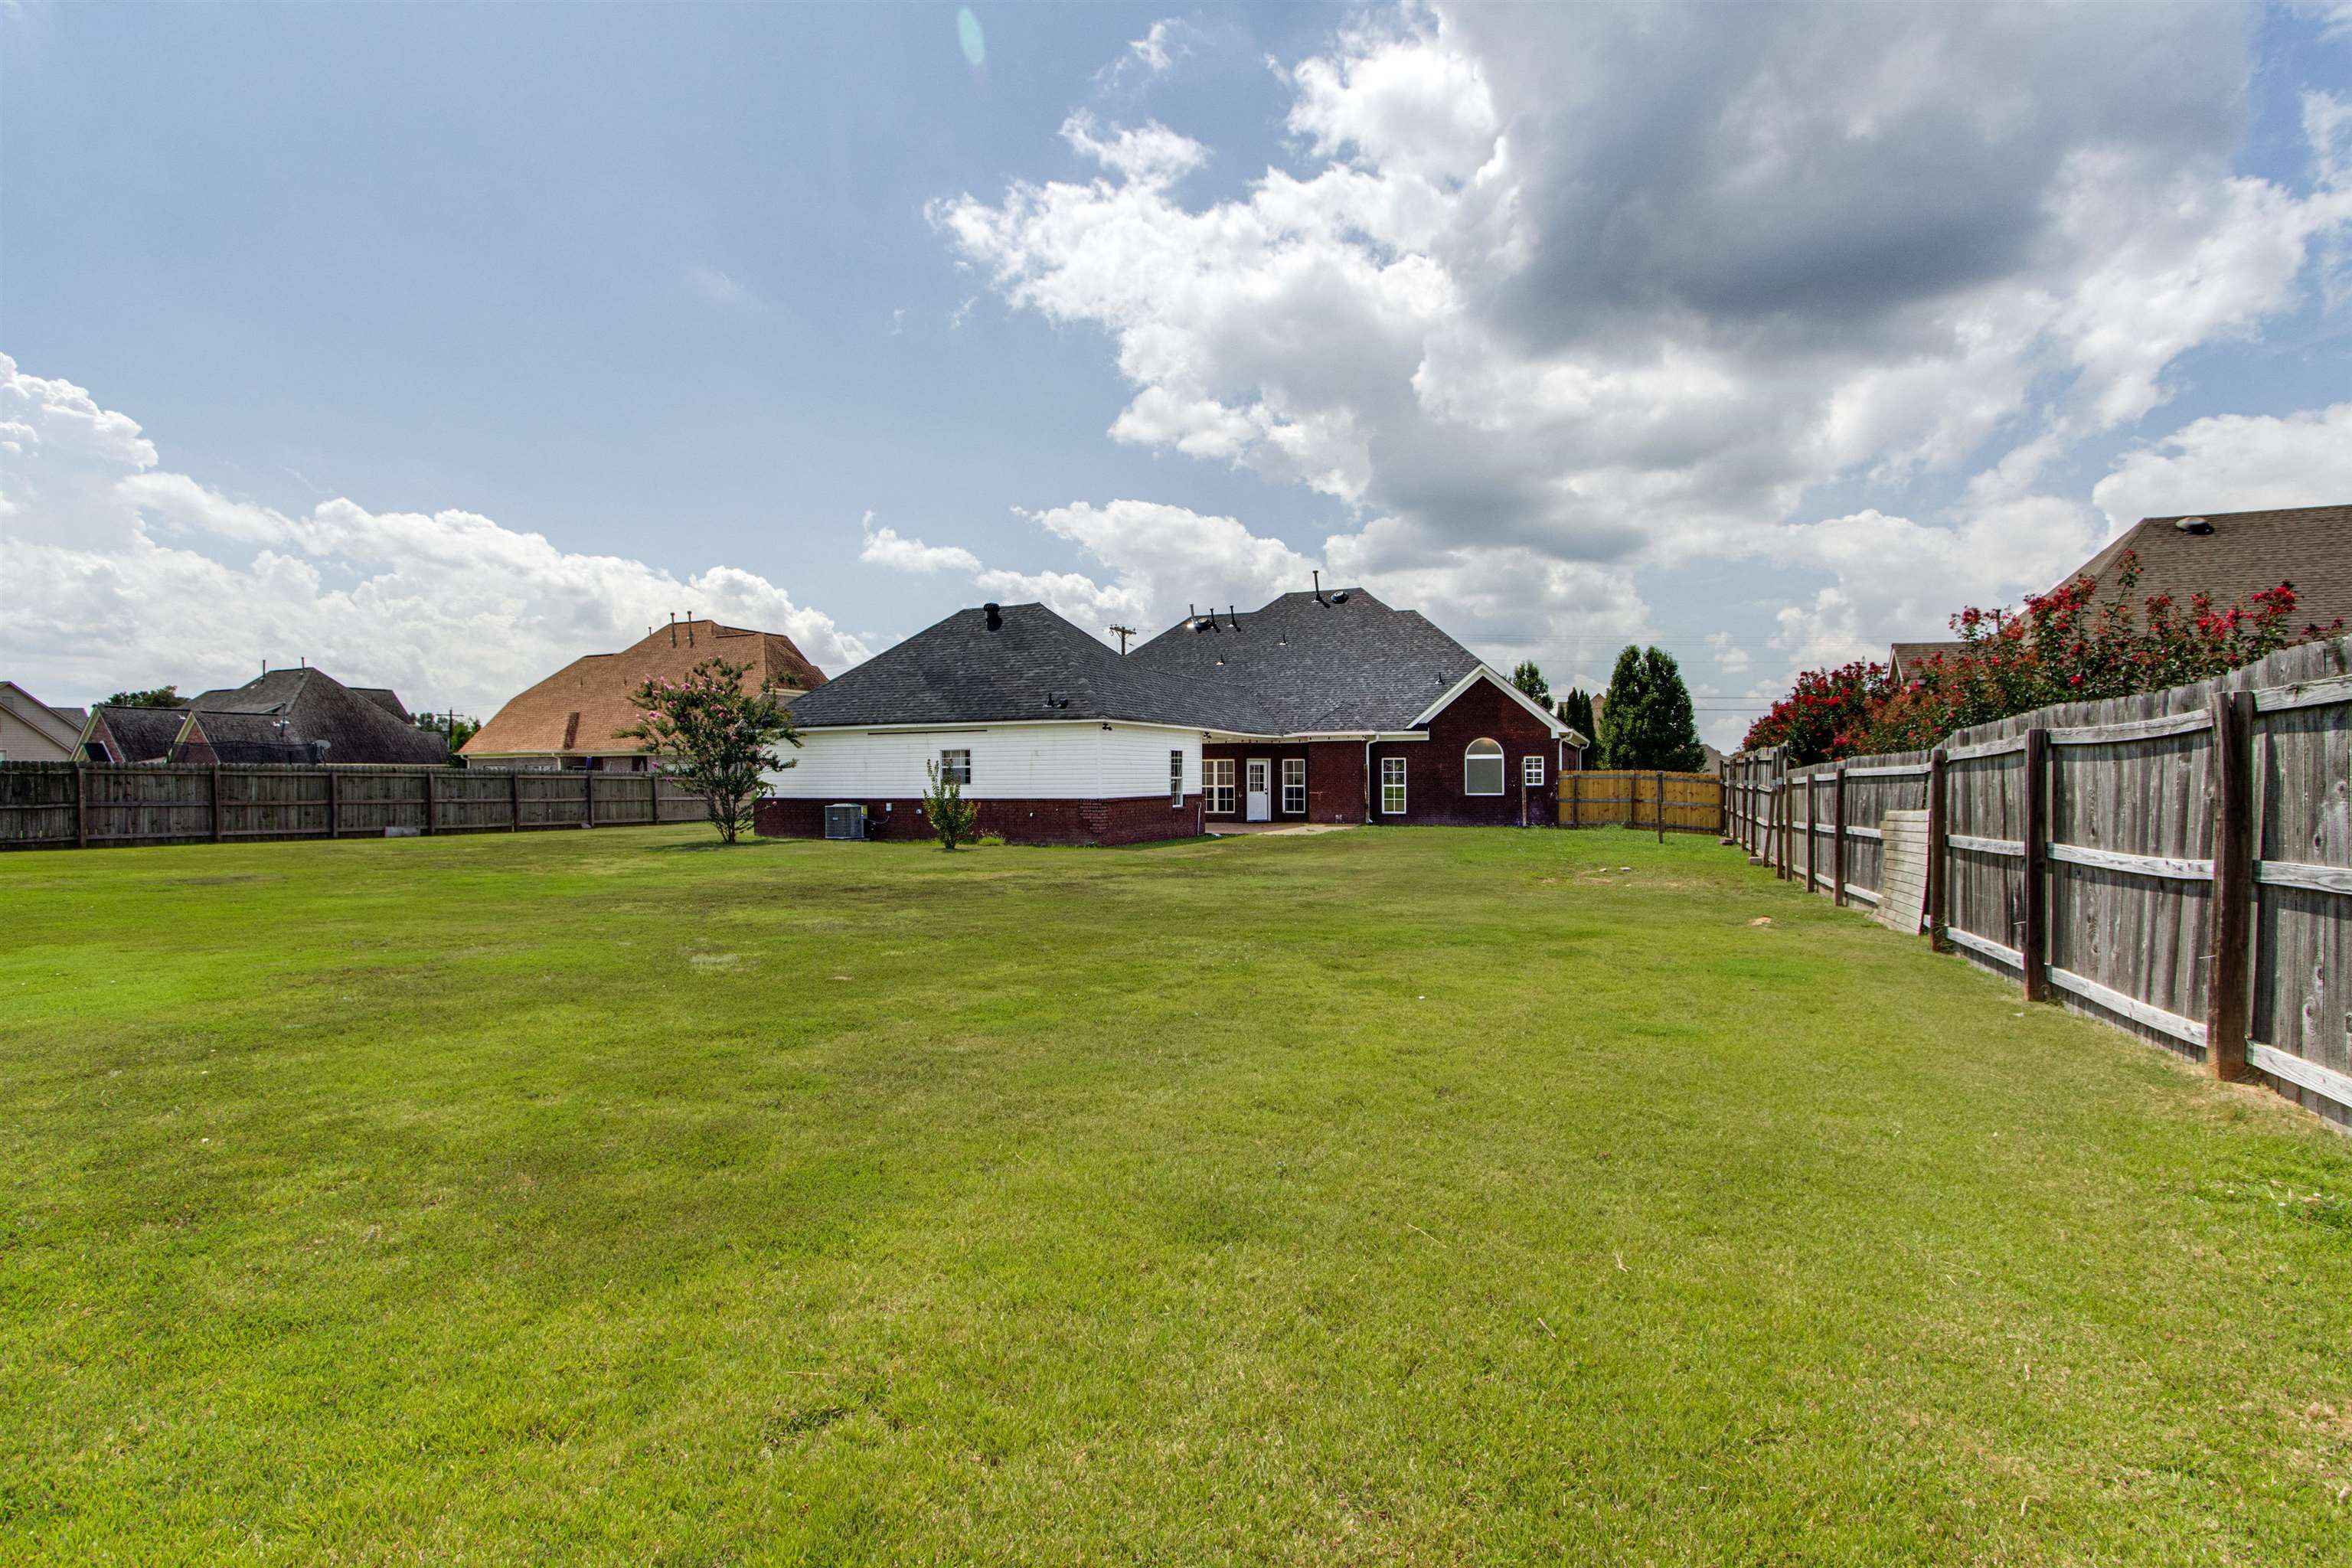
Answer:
[1559, 769, 1723, 835]
[0, 763, 712, 851]
[1723, 635, 2352, 1131]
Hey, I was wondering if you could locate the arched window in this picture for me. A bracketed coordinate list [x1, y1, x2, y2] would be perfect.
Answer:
[1464, 737, 1504, 795]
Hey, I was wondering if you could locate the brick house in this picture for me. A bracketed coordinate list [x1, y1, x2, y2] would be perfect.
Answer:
[757, 586, 1587, 847]
[77, 668, 449, 766]
[463, 618, 826, 771]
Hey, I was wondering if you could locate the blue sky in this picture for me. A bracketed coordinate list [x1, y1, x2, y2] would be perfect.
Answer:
[5, 2, 2350, 745]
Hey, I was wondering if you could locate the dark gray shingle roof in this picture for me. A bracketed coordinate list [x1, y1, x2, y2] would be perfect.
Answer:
[1125, 590, 1485, 732]
[188, 668, 449, 766]
[87, 704, 188, 762]
[786, 603, 1286, 732]
[792, 591, 1515, 737]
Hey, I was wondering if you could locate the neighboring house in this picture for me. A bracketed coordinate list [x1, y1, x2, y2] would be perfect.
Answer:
[78, 667, 449, 766]
[0, 681, 88, 762]
[78, 704, 201, 764]
[2060, 504, 2352, 633]
[758, 587, 1588, 846]
[1888, 642, 1969, 683]
[463, 619, 827, 770]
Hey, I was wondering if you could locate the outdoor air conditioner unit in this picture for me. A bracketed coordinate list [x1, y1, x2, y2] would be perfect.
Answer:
[824, 803, 867, 841]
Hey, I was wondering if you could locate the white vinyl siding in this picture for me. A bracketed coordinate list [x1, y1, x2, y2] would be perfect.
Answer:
[767, 724, 1199, 802]
[1380, 756, 1406, 815]
[1281, 757, 1305, 814]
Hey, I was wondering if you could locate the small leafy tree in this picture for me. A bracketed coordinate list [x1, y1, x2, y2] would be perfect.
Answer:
[922, 759, 980, 850]
[105, 684, 181, 708]
[1510, 659, 1553, 714]
[1599, 646, 1705, 769]
[616, 655, 800, 844]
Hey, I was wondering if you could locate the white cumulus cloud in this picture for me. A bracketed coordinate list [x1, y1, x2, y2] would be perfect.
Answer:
[0, 355, 867, 713]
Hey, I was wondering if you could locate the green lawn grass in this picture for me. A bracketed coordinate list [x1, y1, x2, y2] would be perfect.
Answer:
[3, 824, 2350, 1564]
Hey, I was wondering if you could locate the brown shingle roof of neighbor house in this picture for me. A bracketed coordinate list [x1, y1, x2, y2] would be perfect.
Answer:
[186, 667, 450, 766]
[80, 704, 194, 763]
[2061, 504, 2352, 635]
[1888, 641, 1971, 681]
[347, 686, 411, 720]
[462, 619, 827, 762]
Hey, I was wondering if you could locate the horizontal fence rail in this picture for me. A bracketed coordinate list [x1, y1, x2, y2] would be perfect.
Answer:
[1558, 769, 1723, 835]
[0, 762, 711, 851]
[1723, 634, 2352, 1133]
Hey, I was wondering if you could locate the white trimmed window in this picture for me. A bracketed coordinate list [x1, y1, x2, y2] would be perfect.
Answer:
[1170, 750, 1184, 807]
[1465, 737, 1504, 795]
[1204, 757, 1236, 815]
[1380, 756, 1407, 815]
[1522, 754, 1545, 787]
[938, 748, 972, 786]
[1281, 757, 1306, 814]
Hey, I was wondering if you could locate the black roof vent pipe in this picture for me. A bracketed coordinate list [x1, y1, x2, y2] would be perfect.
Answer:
[1312, 570, 1326, 606]
[984, 603, 1003, 631]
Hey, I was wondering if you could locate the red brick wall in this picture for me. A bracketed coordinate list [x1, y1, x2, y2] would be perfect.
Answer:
[1370, 678, 1558, 827]
[1199, 744, 1321, 822]
[756, 794, 1203, 846]
[1306, 740, 1367, 823]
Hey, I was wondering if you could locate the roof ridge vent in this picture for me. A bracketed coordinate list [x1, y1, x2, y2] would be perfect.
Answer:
[2175, 516, 2213, 534]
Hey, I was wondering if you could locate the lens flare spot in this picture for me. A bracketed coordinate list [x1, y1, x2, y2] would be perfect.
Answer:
[957, 7, 985, 68]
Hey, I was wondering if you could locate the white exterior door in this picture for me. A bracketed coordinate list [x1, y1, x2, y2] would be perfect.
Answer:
[1245, 758, 1272, 821]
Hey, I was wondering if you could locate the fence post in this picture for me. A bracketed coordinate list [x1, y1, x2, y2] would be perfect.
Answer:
[2205, 691, 2254, 1080]
[211, 765, 224, 842]
[1832, 764, 1848, 906]
[1777, 776, 1790, 880]
[327, 769, 339, 839]
[2021, 727, 2050, 1002]
[510, 769, 522, 831]
[648, 769, 659, 825]
[424, 769, 437, 835]
[74, 763, 87, 849]
[1925, 748, 1949, 949]
[1655, 770, 1665, 842]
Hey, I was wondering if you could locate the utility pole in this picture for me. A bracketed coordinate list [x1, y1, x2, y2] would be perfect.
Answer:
[1109, 623, 1138, 655]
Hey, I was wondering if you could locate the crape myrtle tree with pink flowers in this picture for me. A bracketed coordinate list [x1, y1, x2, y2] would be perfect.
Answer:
[617, 655, 802, 844]
[1744, 553, 2341, 765]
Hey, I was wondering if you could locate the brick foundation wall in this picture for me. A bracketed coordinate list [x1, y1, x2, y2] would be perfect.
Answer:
[757, 794, 1204, 846]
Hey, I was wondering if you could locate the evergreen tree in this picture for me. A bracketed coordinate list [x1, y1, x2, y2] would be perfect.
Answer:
[1596, 647, 1645, 767]
[1599, 646, 1705, 770]
[1510, 660, 1553, 713]
[1557, 688, 1596, 743]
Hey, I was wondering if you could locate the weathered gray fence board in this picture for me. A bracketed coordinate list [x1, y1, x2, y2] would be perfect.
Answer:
[1726, 632, 2352, 1130]
[0, 762, 709, 851]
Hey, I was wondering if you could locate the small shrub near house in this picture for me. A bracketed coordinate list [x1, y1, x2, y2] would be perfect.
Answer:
[617, 655, 801, 844]
[922, 759, 980, 851]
